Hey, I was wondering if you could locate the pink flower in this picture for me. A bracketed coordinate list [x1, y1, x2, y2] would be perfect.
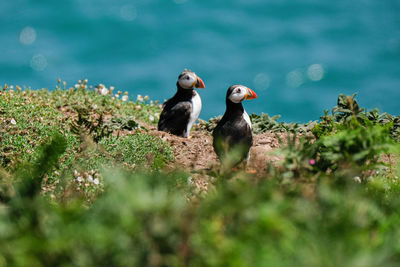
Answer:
[309, 159, 316, 165]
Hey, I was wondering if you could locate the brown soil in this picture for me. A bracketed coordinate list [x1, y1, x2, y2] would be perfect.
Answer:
[143, 123, 286, 172]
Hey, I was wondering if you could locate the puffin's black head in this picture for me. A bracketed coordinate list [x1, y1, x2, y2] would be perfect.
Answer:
[177, 69, 205, 90]
[226, 85, 258, 104]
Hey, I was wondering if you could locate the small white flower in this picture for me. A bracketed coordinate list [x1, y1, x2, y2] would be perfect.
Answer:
[353, 176, 361, 183]
[74, 84, 79, 89]
[149, 115, 154, 121]
[187, 176, 193, 185]
[76, 176, 83, 182]
[122, 95, 128, 102]
[87, 175, 93, 183]
[135, 105, 142, 110]
[100, 87, 108, 95]
[137, 94, 144, 102]
[114, 94, 119, 98]
[10, 118, 16, 125]
[73, 170, 78, 176]
[154, 113, 159, 118]
[144, 95, 149, 101]
[92, 104, 98, 109]
[93, 178, 100, 185]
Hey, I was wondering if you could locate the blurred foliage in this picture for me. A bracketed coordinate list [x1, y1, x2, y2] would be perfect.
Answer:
[0, 133, 399, 266]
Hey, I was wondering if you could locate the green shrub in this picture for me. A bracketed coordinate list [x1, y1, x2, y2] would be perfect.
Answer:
[276, 94, 399, 181]
[312, 93, 400, 141]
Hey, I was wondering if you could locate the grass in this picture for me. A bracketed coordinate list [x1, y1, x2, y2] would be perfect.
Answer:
[0, 82, 400, 266]
[0, 83, 172, 201]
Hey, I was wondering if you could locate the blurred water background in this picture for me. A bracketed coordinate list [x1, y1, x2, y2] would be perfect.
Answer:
[1, 0, 399, 122]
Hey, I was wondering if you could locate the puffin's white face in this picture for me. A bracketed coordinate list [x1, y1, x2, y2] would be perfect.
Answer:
[228, 85, 258, 103]
[178, 71, 205, 89]
[228, 86, 250, 103]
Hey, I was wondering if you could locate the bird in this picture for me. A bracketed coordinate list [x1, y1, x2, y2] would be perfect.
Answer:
[212, 85, 258, 168]
[158, 69, 205, 138]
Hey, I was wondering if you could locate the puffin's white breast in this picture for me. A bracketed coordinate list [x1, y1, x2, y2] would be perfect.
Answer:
[243, 110, 251, 129]
[243, 109, 252, 162]
[186, 92, 202, 137]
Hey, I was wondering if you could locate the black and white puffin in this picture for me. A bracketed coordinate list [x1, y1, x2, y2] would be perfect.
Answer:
[158, 69, 205, 137]
[212, 85, 258, 167]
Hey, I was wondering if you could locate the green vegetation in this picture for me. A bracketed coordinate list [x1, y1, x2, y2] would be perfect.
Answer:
[275, 94, 399, 181]
[1, 83, 399, 266]
[0, 82, 171, 201]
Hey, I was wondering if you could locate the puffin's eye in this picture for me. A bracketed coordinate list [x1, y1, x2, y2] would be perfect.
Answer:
[186, 76, 190, 80]
[237, 88, 241, 93]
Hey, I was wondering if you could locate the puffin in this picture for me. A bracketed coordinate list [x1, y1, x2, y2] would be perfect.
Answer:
[212, 85, 258, 167]
[158, 69, 205, 137]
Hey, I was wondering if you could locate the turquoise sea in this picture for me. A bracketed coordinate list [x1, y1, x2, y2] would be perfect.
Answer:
[1, 0, 399, 122]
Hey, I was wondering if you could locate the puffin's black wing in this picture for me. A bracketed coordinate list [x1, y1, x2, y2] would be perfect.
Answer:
[158, 99, 192, 137]
[213, 117, 252, 164]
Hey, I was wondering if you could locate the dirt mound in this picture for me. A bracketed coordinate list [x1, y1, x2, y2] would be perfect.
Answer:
[145, 123, 285, 172]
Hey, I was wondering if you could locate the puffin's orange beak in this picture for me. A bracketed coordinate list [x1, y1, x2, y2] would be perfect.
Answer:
[195, 77, 205, 88]
[245, 88, 258, 100]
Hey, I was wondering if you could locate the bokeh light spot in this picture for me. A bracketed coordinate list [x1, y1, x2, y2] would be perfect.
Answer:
[30, 54, 47, 71]
[253, 73, 270, 91]
[286, 70, 303, 88]
[307, 64, 324, 81]
[19, 26, 36, 45]
[120, 5, 137, 21]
